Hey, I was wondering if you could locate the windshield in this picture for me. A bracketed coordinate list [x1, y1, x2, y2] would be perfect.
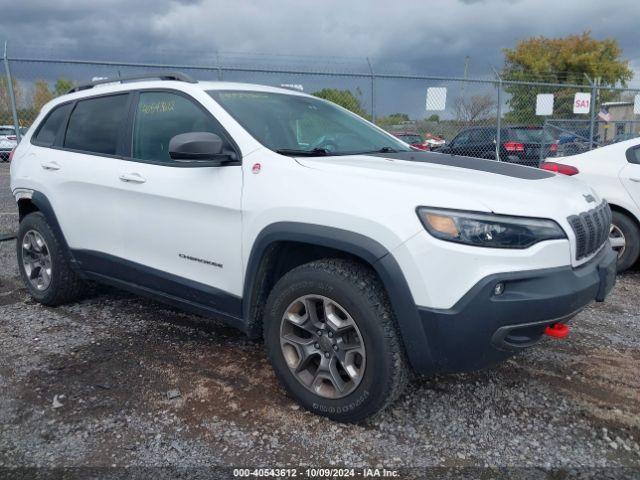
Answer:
[208, 90, 411, 156]
[510, 128, 554, 144]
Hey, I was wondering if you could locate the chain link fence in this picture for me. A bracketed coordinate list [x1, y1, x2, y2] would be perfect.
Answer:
[2, 51, 639, 166]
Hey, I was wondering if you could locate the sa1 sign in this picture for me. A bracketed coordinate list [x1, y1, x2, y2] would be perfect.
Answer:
[573, 93, 591, 114]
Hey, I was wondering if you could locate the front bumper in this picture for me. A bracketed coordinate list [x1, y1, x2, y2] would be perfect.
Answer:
[413, 245, 617, 374]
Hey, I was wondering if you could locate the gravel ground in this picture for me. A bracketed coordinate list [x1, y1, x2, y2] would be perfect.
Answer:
[0, 162, 639, 478]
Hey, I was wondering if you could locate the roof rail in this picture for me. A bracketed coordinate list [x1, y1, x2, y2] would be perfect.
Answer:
[67, 72, 197, 94]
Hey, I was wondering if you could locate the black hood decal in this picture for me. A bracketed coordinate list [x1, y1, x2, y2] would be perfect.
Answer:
[371, 151, 553, 180]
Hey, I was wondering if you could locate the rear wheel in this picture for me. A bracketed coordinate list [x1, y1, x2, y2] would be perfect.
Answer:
[264, 258, 408, 422]
[17, 212, 85, 305]
[610, 211, 640, 272]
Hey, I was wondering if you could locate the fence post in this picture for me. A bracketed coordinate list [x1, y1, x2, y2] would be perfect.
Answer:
[366, 57, 375, 123]
[494, 69, 502, 161]
[216, 50, 222, 80]
[586, 74, 598, 151]
[3, 41, 21, 143]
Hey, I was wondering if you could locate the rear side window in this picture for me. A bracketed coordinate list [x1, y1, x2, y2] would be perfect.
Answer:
[34, 103, 73, 146]
[132, 91, 231, 163]
[64, 94, 129, 155]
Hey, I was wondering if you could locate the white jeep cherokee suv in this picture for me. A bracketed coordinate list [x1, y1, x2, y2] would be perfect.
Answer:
[10, 73, 617, 422]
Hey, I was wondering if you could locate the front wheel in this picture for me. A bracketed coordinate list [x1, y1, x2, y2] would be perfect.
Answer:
[264, 259, 408, 423]
[610, 211, 640, 272]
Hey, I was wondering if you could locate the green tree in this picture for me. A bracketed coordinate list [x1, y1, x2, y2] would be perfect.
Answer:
[427, 114, 440, 122]
[33, 79, 54, 111]
[54, 77, 74, 96]
[376, 112, 411, 129]
[502, 31, 633, 124]
[0, 76, 24, 125]
[312, 88, 367, 117]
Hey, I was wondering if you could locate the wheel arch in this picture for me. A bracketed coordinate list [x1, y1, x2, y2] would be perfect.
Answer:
[17, 191, 75, 264]
[242, 222, 434, 373]
[608, 202, 640, 230]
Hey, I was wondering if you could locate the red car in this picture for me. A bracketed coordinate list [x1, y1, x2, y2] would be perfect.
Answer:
[392, 132, 430, 150]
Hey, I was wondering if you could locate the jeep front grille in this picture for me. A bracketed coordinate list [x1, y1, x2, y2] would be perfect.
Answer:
[567, 201, 611, 261]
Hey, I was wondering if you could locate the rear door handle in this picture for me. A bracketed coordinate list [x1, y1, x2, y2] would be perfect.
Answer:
[119, 173, 146, 184]
[41, 161, 61, 171]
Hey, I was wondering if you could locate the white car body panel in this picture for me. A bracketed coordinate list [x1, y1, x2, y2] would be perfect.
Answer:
[9, 80, 608, 312]
[554, 138, 640, 222]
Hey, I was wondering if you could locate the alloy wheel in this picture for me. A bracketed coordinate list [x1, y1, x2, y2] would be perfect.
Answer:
[609, 223, 626, 259]
[279, 295, 366, 399]
[21, 230, 52, 291]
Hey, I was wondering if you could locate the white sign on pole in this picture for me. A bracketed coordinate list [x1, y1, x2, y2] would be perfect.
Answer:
[634, 94, 640, 115]
[573, 92, 591, 114]
[535, 94, 554, 116]
[426, 87, 447, 111]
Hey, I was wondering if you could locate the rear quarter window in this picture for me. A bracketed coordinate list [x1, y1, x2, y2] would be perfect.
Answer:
[33, 103, 73, 146]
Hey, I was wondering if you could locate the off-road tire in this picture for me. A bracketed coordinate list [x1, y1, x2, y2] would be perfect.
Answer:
[612, 210, 640, 272]
[264, 258, 409, 423]
[17, 212, 85, 305]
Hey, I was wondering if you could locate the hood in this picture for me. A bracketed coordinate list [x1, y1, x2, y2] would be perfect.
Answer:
[296, 152, 601, 221]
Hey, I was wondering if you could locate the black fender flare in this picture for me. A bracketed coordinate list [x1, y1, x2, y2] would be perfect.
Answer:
[23, 191, 77, 266]
[242, 222, 435, 373]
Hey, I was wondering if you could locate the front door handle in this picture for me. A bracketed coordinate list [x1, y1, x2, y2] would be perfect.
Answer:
[119, 173, 146, 184]
[41, 161, 61, 171]
[629, 178, 640, 183]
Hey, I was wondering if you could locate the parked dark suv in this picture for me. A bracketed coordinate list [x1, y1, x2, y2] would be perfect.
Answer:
[436, 126, 557, 167]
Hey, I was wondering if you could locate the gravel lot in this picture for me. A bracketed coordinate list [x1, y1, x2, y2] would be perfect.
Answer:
[0, 162, 639, 477]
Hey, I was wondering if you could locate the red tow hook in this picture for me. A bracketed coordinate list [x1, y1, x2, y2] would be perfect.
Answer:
[544, 323, 570, 339]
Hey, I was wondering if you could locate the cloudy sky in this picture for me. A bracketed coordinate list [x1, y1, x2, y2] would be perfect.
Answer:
[1, 0, 639, 119]
[2, 0, 639, 79]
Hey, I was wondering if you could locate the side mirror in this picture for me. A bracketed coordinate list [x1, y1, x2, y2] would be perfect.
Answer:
[169, 132, 232, 164]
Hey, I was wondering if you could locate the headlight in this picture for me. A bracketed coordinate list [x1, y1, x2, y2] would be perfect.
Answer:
[416, 207, 566, 249]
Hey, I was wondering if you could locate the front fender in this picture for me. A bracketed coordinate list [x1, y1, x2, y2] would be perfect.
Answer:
[242, 222, 435, 373]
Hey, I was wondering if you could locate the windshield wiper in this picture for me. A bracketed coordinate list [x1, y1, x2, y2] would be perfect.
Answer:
[349, 147, 402, 155]
[275, 148, 330, 157]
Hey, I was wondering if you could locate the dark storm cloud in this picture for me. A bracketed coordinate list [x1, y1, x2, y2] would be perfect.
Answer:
[0, 0, 638, 80]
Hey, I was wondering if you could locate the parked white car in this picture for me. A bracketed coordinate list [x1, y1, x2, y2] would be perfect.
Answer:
[542, 138, 640, 272]
[0, 124, 20, 161]
[10, 73, 616, 421]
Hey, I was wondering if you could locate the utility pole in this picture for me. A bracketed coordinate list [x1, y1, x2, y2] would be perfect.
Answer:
[461, 56, 469, 97]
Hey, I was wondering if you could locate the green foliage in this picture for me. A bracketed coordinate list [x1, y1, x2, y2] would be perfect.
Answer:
[376, 112, 411, 128]
[33, 79, 54, 111]
[312, 88, 367, 117]
[54, 78, 74, 96]
[427, 114, 440, 122]
[502, 31, 633, 124]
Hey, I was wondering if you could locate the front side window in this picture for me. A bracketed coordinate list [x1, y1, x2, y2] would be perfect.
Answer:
[34, 103, 73, 146]
[132, 91, 231, 163]
[64, 94, 129, 155]
[208, 90, 410, 156]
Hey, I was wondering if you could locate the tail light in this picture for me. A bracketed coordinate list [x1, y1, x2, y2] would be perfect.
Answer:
[549, 142, 558, 153]
[8, 148, 15, 162]
[503, 141, 524, 152]
[540, 161, 579, 176]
